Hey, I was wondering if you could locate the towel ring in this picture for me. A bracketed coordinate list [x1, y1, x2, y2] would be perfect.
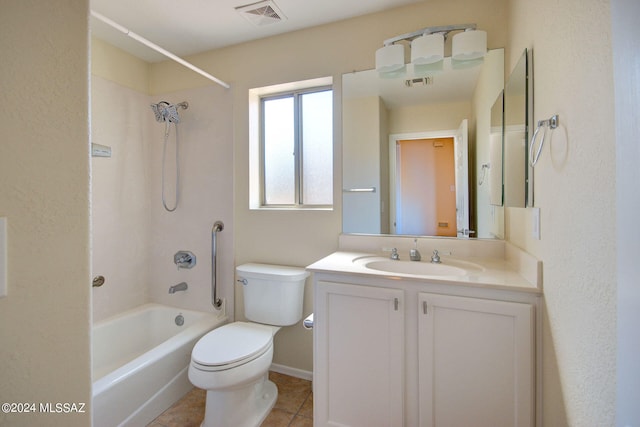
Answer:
[529, 115, 559, 167]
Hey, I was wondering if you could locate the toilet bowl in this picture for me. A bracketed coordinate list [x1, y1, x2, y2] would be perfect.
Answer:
[188, 263, 308, 427]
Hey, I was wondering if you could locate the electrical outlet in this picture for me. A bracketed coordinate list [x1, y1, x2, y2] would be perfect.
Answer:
[532, 208, 541, 240]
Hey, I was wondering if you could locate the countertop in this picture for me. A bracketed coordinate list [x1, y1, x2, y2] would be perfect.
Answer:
[307, 251, 542, 294]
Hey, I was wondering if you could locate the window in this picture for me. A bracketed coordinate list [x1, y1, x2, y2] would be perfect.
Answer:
[250, 80, 333, 209]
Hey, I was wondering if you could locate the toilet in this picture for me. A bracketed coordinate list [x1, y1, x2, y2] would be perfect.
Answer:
[188, 263, 309, 427]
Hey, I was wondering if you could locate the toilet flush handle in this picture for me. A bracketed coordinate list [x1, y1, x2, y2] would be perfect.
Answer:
[237, 278, 248, 286]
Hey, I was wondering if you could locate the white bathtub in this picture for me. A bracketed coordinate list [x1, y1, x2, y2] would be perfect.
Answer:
[92, 303, 226, 427]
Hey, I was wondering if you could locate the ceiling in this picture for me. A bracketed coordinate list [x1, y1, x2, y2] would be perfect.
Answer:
[90, 0, 424, 63]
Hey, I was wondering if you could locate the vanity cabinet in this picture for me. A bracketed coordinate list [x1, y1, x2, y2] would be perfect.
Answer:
[313, 277, 538, 427]
[314, 281, 405, 427]
[418, 293, 534, 427]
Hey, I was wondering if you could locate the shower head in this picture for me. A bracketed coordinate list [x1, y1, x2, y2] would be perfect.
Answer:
[163, 104, 180, 123]
[151, 101, 170, 122]
[151, 101, 188, 124]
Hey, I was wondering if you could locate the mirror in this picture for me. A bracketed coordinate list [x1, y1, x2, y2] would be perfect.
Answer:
[342, 48, 504, 239]
[489, 90, 504, 207]
[503, 49, 530, 207]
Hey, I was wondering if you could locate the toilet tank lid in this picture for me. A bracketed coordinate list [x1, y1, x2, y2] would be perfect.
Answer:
[236, 263, 310, 282]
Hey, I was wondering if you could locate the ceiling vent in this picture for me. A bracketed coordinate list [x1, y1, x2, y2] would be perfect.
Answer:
[236, 0, 287, 26]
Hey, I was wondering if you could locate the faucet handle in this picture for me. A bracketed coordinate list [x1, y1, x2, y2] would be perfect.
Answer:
[174, 251, 196, 269]
[410, 238, 421, 261]
[383, 247, 400, 260]
[430, 250, 441, 264]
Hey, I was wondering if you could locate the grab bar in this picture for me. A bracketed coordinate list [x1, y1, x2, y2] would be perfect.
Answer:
[211, 221, 224, 309]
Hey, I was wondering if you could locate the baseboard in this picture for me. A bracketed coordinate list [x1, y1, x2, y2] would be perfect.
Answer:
[270, 363, 313, 382]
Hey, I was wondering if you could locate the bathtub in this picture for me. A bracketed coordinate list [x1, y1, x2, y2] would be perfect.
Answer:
[92, 303, 227, 427]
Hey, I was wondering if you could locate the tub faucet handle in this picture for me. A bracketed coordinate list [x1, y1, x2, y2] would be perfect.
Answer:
[174, 251, 196, 270]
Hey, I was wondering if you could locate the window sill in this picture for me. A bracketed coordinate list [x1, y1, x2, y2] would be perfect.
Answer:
[250, 206, 334, 212]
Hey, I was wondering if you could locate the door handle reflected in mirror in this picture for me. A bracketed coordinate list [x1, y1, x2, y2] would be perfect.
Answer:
[457, 229, 476, 236]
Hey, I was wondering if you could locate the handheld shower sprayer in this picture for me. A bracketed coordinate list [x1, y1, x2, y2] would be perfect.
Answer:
[151, 101, 188, 123]
[151, 101, 189, 212]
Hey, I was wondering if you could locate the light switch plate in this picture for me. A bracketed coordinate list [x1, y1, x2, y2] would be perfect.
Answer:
[0, 217, 6, 297]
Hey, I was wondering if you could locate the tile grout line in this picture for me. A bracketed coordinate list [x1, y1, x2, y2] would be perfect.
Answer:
[289, 389, 313, 426]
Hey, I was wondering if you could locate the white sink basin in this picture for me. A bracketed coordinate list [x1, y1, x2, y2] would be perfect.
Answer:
[353, 256, 484, 277]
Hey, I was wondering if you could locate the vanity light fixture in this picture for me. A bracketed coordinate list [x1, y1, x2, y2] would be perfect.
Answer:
[452, 28, 488, 60]
[375, 43, 405, 73]
[375, 24, 487, 76]
[411, 33, 445, 65]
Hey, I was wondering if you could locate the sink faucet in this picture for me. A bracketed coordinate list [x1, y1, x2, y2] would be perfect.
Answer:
[430, 250, 441, 264]
[169, 282, 188, 294]
[410, 238, 421, 261]
[390, 248, 400, 260]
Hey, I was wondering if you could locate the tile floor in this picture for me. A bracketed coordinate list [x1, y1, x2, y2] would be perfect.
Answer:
[147, 371, 313, 427]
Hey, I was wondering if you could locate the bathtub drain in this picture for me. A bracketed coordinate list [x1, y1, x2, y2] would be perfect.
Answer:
[175, 314, 184, 326]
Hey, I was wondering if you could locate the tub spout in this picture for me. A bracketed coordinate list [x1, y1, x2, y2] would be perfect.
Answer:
[169, 282, 188, 294]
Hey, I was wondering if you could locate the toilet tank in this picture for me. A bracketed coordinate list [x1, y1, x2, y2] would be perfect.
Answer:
[236, 263, 309, 326]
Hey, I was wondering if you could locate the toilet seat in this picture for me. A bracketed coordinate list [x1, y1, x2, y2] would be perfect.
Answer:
[191, 322, 273, 372]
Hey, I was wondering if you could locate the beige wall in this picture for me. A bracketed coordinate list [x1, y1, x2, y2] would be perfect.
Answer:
[506, 0, 616, 426]
[92, 38, 150, 95]
[0, 1, 92, 426]
[343, 96, 385, 234]
[378, 97, 391, 235]
[389, 101, 470, 134]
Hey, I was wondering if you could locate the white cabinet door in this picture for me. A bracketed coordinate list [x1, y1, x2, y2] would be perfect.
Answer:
[315, 281, 404, 427]
[418, 293, 534, 427]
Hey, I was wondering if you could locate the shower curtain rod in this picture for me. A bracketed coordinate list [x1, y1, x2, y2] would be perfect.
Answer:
[91, 11, 230, 89]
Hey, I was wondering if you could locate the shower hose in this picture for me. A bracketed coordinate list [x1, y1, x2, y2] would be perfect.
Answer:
[162, 121, 179, 212]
